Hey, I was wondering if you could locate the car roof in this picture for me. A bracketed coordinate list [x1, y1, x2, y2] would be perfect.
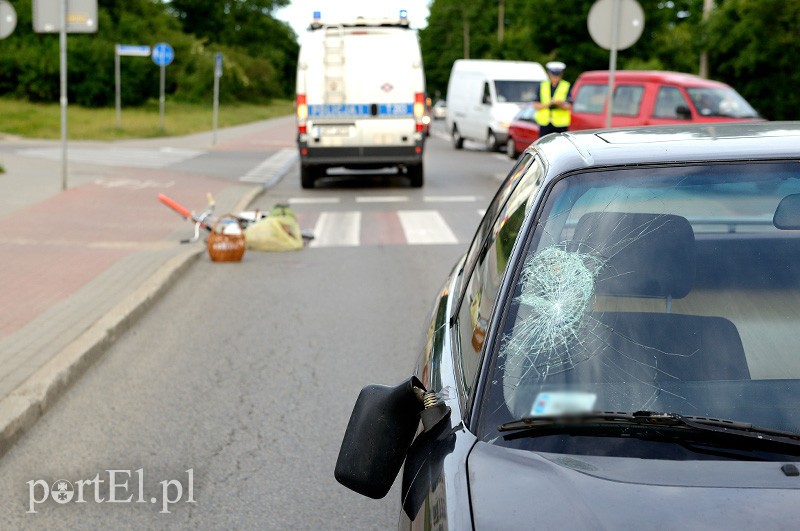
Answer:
[529, 122, 800, 178]
[575, 70, 729, 88]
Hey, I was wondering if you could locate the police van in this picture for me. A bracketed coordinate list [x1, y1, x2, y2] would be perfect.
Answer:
[295, 11, 427, 188]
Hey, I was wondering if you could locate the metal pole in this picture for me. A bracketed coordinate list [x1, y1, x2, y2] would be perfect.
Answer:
[604, 0, 620, 128]
[60, 0, 68, 190]
[115, 45, 121, 128]
[212, 69, 220, 145]
[159, 63, 165, 131]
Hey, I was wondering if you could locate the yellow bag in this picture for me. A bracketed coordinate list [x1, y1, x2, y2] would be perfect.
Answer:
[244, 213, 303, 251]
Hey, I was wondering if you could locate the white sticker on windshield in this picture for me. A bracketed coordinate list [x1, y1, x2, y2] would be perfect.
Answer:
[531, 392, 597, 416]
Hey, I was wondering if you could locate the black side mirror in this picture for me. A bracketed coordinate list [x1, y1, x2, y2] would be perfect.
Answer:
[675, 105, 692, 120]
[334, 376, 450, 499]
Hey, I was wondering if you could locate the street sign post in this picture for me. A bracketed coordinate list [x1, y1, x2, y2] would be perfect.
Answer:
[152, 43, 175, 131]
[212, 53, 223, 145]
[32, 0, 99, 190]
[0, 0, 17, 40]
[115, 44, 151, 128]
[587, 0, 645, 127]
[32, 0, 97, 33]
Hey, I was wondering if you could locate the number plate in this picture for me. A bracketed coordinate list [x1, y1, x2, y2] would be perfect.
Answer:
[315, 125, 352, 137]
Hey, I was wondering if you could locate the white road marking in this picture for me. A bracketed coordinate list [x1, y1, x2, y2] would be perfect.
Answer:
[423, 195, 478, 203]
[355, 196, 409, 203]
[17, 147, 203, 168]
[398, 210, 458, 245]
[287, 197, 341, 205]
[309, 211, 361, 247]
[239, 148, 298, 183]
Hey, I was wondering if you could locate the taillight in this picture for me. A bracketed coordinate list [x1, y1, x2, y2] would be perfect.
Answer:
[296, 94, 308, 134]
[414, 92, 425, 132]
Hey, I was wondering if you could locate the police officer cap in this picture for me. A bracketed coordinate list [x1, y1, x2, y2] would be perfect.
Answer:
[546, 61, 566, 74]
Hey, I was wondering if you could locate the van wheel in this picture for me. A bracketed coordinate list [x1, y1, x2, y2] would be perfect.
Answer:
[506, 137, 518, 159]
[452, 125, 464, 150]
[301, 165, 317, 189]
[407, 163, 424, 188]
[486, 130, 499, 151]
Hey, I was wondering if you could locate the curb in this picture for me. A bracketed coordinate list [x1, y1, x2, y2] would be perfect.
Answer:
[0, 184, 267, 457]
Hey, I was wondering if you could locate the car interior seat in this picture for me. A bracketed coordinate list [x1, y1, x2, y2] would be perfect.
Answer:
[546, 211, 752, 384]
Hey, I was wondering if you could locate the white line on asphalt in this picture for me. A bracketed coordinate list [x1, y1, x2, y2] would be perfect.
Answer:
[423, 195, 478, 203]
[309, 211, 361, 247]
[355, 196, 409, 203]
[239, 148, 298, 183]
[493, 154, 510, 162]
[397, 210, 459, 245]
[17, 147, 204, 168]
[287, 197, 341, 205]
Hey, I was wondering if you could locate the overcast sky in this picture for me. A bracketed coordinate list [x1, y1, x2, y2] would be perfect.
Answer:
[274, 0, 431, 37]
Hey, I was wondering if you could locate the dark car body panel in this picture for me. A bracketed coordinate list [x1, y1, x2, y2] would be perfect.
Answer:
[469, 442, 800, 529]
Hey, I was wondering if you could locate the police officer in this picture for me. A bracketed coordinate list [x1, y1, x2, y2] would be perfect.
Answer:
[533, 61, 572, 138]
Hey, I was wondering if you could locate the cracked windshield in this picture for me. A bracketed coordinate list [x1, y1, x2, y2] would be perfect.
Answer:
[483, 162, 800, 445]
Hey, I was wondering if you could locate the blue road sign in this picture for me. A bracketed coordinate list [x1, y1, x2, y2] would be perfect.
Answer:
[152, 43, 174, 67]
[215, 52, 223, 78]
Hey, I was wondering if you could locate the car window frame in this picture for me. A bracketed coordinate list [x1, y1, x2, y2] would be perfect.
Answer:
[451, 152, 546, 417]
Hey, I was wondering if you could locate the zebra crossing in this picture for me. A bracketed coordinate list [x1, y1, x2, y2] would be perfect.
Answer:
[290, 196, 483, 248]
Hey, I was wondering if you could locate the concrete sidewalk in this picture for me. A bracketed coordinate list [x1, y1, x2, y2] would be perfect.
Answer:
[0, 116, 297, 455]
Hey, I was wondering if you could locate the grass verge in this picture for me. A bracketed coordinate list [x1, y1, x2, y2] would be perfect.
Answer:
[0, 98, 294, 140]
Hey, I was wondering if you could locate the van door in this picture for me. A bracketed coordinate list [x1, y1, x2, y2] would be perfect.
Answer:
[648, 85, 693, 125]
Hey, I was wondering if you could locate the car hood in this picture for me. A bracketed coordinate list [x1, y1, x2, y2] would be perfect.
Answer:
[468, 441, 800, 528]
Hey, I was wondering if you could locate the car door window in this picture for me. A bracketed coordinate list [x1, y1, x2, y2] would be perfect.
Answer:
[612, 85, 644, 116]
[653, 86, 689, 118]
[573, 83, 607, 114]
[455, 155, 545, 396]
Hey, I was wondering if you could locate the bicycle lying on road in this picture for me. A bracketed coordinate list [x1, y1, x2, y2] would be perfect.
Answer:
[157, 193, 313, 245]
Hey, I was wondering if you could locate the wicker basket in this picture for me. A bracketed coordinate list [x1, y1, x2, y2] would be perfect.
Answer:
[207, 216, 246, 262]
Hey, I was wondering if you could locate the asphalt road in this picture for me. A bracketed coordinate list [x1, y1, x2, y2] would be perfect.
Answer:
[0, 122, 515, 528]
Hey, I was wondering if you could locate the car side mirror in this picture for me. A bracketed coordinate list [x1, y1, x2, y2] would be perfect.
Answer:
[675, 105, 692, 120]
[334, 376, 450, 499]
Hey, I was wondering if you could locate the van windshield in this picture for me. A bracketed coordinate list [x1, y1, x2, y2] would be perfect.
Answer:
[495, 80, 538, 103]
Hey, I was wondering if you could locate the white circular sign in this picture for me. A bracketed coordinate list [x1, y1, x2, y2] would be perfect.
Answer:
[0, 0, 17, 40]
[587, 0, 645, 51]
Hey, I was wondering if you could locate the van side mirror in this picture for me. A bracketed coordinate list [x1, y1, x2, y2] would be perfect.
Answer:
[334, 376, 450, 499]
[675, 105, 692, 120]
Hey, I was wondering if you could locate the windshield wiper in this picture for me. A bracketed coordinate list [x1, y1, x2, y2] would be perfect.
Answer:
[499, 410, 800, 451]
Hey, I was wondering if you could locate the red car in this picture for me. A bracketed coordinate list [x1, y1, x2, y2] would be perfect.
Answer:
[505, 105, 539, 158]
[570, 70, 762, 131]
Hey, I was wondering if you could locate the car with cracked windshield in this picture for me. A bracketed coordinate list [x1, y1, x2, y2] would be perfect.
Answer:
[335, 121, 800, 528]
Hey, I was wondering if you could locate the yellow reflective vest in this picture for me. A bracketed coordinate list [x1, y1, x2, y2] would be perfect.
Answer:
[534, 79, 571, 127]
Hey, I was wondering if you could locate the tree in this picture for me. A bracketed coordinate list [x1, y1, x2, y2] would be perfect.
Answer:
[706, 0, 800, 120]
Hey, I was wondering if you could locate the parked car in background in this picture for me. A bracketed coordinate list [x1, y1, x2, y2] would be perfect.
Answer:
[432, 99, 447, 120]
[336, 122, 800, 528]
[446, 59, 546, 151]
[570, 70, 762, 131]
[505, 104, 539, 158]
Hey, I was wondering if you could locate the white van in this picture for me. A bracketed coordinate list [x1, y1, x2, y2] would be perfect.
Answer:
[295, 13, 427, 188]
[446, 59, 546, 151]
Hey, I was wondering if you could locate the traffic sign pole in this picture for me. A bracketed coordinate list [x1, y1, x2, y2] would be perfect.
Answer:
[151, 43, 174, 132]
[212, 53, 222, 145]
[60, 0, 68, 190]
[115, 45, 151, 129]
